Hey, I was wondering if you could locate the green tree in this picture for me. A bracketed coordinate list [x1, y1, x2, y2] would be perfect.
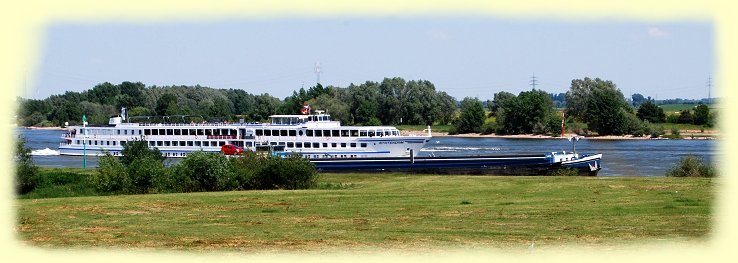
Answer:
[15, 135, 39, 194]
[565, 77, 634, 135]
[120, 139, 164, 167]
[693, 104, 710, 125]
[636, 100, 665, 123]
[489, 91, 515, 115]
[454, 97, 485, 134]
[677, 109, 693, 124]
[91, 152, 131, 193]
[155, 93, 178, 116]
[495, 90, 556, 135]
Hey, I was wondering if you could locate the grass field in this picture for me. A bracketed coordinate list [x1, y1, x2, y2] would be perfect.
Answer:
[16, 173, 714, 252]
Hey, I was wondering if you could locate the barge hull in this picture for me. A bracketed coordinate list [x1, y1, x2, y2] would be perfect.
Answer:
[309, 153, 602, 176]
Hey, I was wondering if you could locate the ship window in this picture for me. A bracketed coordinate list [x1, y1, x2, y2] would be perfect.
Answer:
[315, 130, 322, 137]
[323, 143, 328, 148]
[351, 143, 356, 148]
[384, 130, 390, 136]
[306, 130, 313, 136]
[189, 129, 196, 135]
[351, 130, 359, 137]
[195, 141, 201, 147]
[280, 130, 287, 136]
[106, 141, 110, 145]
[174, 129, 181, 135]
[117, 130, 121, 135]
[341, 130, 349, 137]
[76, 140, 80, 144]
[124, 130, 128, 135]
[203, 141, 209, 147]
[361, 143, 367, 148]
[187, 141, 193, 146]
[156, 141, 162, 146]
[332, 143, 337, 148]
[150, 129, 157, 135]
[149, 141, 155, 146]
[112, 141, 117, 146]
[256, 129, 263, 136]
[323, 130, 331, 137]
[94, 141, 98, 145]
[289, 130, 296, 136]
[304, 142, 311, 148]
[219, 141, 226, 146]
[295, 142, 302, 148]
[313, 142, 319, 148]
[246, 142, 253, 147]
[164, 141, 170, 146]
[172, 141, 178, 146]
[287, 142, 294, 148]
[360, 130, 367, 137]
[341, 143, 346, 148]
[368, 131, 375, 137]
[264, 130, 271, 136]
[329, 130, 336, 137]
[298, 130, 303, 136]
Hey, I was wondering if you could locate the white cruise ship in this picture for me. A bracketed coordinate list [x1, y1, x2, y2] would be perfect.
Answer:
[59, 107, 431, 158]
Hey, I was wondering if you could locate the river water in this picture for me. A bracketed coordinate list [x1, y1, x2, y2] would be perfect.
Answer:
[16, 128, 717, 177]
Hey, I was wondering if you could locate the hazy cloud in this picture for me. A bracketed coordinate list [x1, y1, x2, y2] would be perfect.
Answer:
[427, 30, 450, 40]
[648, 27, 669, 38]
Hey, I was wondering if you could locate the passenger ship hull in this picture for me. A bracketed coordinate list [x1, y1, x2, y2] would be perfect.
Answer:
[58, 111, 431, 158]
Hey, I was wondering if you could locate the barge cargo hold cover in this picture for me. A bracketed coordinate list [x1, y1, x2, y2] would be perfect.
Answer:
[302, 151, 603, 176]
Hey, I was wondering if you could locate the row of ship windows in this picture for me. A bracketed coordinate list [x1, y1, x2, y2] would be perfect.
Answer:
[76, 140, 369, 149]
[255, 129, 399, 137]
[78, 128, 398, 137]
[278, 142, 368, 148]
[77, 140, 229, 147]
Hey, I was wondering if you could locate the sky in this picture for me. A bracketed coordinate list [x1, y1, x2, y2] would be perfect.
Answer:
[28, 17, 714, 101]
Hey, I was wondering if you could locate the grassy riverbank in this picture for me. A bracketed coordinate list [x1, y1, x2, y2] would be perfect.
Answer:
[16, 173, 713, 252]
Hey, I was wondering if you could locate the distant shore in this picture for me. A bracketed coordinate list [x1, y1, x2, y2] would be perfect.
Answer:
[23, 126, 717, 140]
[25, 126, 68, 131]
[405, 131, 717, 140]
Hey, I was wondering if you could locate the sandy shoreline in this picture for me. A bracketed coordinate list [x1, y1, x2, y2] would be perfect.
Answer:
[407, 131, 717, 140]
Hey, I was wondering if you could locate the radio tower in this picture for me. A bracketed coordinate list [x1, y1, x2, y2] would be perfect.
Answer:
[707, 76, 712, 104]
[314, 62, 321, 85]
[529, 73, 539, 90]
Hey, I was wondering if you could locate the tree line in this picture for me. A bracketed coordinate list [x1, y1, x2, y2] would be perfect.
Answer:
[17, 77, 716, 137]
[452, 77, 716, 136]
[16, 78, 456, 127]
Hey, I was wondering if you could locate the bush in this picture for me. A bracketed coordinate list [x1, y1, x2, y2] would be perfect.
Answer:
[15, 135, 39, 194]
[232, 153, 318, 190]
[127, 156, 166, 194]
[650, 125, 665, 138]
[666, 155, 716, 177]
[91, 152, 131, 193]
[480, 119, 497, 135]
[174, 151, 233, 192]
[121, 138, 164, 166]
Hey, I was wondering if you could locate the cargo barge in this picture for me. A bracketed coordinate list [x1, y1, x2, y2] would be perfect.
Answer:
[278, 151, 603, 176]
